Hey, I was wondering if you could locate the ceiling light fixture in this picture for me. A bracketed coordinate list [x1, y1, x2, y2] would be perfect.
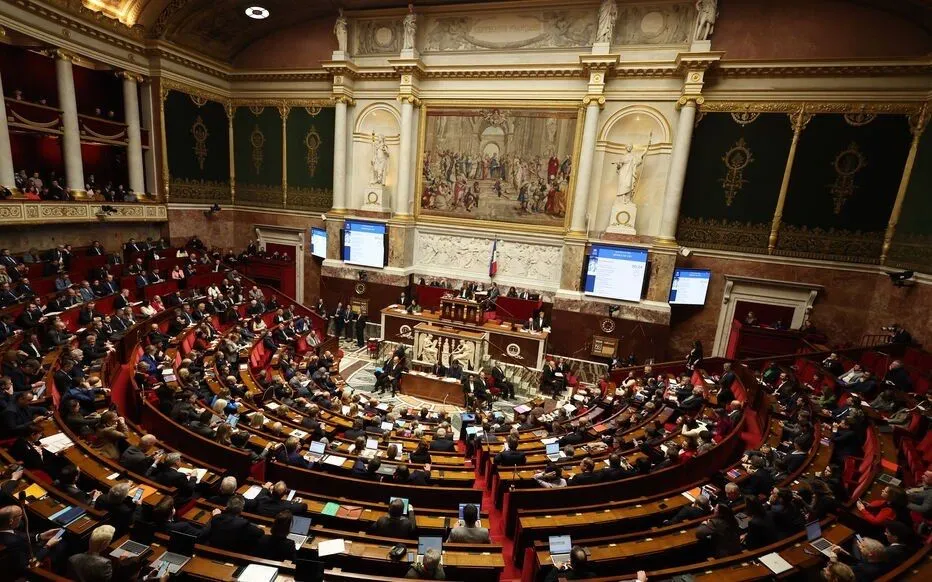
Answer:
[245, 6, 270, 19]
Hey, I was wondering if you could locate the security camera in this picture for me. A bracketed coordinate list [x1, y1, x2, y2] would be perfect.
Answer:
[321, 213, 328, 221]
[679, 247, 692, 257]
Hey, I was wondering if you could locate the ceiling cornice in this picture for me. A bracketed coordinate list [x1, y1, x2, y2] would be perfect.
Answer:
[716, 58, 932, 78]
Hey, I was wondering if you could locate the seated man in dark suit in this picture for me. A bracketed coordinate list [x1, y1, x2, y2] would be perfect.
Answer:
[201, 495, 264, 552]
[368, 497, 417, 539]
[429, 427, 456, 451]
[569, 457, 602, 486]
[0, 505, 65, 580]
[741, 456, 775, 497]
[559, 423, 585, 447]
[490, 364, 515, 400]
[253, 480, 308, 517]
[493, 435, 526, 466]
[150, 452, 197, 504]
[275, 436, 310, 469]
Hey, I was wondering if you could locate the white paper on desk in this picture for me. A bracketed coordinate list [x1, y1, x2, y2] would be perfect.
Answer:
[237, 563, 279, 582]
[290, 429, 308, 439]
[317, 538, 346, 557]
[341, 405, 351, 415]
[243, 485, 263, 500]
[540, 437, 558, 446]
[562, 404, 576, 414]
[376, 403, 389, 411]
[178, 467, 207, 483]
[442, 377, 459, 383]
[239, 363, 248, 371]
[572, 394, 585, 402]
[265, 402, 280, 410]
[759, 552, 793, 575]
[323, 455, 347, 467]
[39, 433, 73, 453]
[106, 472, 120, 480]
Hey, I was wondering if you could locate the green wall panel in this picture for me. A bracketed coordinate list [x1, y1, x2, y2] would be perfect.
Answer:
[234, 106, 283, 188]
[677, 112, 792, 253]
[287, 106, 334, 211]
[888, 127, 932, 271]
[164, 91, 229, 184]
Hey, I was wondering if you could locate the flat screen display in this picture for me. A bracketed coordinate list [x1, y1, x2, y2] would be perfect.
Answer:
[310, 227, 327, 259]
[343, 220, 386, 268]
[669, 268, 711, 305]
[583, 245, 648, 302]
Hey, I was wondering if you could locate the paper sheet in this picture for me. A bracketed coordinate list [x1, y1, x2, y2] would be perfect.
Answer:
[759, 552, 793, 575]
[237, 564, 279, 582]
[317, 538, 346, 557]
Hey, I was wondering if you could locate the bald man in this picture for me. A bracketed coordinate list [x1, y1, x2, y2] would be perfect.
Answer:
[119, 433, 162, 477]
[0, 505, 64, 578]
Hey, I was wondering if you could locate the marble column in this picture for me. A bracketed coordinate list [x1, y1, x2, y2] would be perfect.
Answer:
[332, 98, 348, 211]
[139, 82, 158, 195]
[0, 69, 15, 190]
[768, 110, 809, 253]
[569, 98, 602, 233]
[657, 98, 699, 244]
[395, 97, 415, 216]
[881, 105, 929, 264]
[121, 73, 145, 196]
[55, 51, 85, 196]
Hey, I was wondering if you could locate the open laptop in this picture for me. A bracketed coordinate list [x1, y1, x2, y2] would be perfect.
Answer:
[545, 442, 564, 462]
[549, 535, 572, 566]
[294, 559, 325, 582]
[806, 521, 834, 556]
[287, 515, 312, 549]
[390, 496, 409, 513]
[306, 440, 327, 463]
[110, 539, 151, 560]
[416, 536, 443, 564]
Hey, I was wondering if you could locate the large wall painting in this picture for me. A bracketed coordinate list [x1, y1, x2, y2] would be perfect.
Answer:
[416, 105, 581, 229]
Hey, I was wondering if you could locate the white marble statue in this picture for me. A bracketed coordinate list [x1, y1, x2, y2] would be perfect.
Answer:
[334, 9, 348, 53]
[420, 334, 439, 364]
[451, 340, 476, 370]
[596, 0, 618, 43]
[370, 133, 389, 185]
[402, 4, 417, 51]
[440, 338, 450, 367]
[614, 144, 647, 203]
[694, 0, 718, 41]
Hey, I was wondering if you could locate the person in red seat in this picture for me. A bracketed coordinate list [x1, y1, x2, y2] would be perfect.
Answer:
[857, 485, 913, 530]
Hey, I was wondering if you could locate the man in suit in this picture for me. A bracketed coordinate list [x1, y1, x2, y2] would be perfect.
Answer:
[88, 241, 105, 256]
[151, 452, 198, 504]
[0, 283, 18, 307]
[254, 480, 307, 517]
[540, 359, 563, 396]
[148, 269, 164, 284]
[430, 427, 456, 452]
[100, 274, 119, 296]
[119, 434, 161, 477]
[463, 372, 491, 410]
[569, 457, 602, 486]
[447, 503, 491, 543]
[14, 278, 34, 299]
[369, 497, 417, 539]
[76, 281, 95, 302]
[529, 310, 550, 331]
[201, 495, 265, 552]
[741, 456, 774, 496]
[275, 437, 310, 469]
[430, 361, 447, 378]
[883, 360, 912, 392]
[830, 418, 863, 463]
[0, 315, 18, 342]
[490, 365, 514, 400]
[125, 238, 142, 253]
[494, 436, 526, 466]
[785, 437, 809, 474]
[0, 505, 64, 579]
[135, 271, 149, 289]
[448, 359, 463, 380]
[45, 320, 72, 349]
[0, 248, 18, 268]
[559, 423, 585, 447]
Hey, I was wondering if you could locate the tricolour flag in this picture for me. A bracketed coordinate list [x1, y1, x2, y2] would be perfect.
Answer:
[489, 240, 499, 277]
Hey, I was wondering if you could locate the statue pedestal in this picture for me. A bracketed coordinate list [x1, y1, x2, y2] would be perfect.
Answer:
[400, 48, 419, 59]
[591, 41, 611, 55]
[331, 50, 349, 61]
[361, 184, 387, 212]
[690, 40, 712, 52]
[605, 199, 638, 235]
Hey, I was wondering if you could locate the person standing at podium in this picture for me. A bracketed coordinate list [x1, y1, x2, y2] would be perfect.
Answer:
[430, 361, 447, 378]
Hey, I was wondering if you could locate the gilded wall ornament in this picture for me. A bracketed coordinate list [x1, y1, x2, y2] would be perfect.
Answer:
[305, 106, 322, 117]
[719, 137, 753, 206]
[189, 94, 208, 108]
[843, 112, 875, 127]
[191, 116, 209, 171]
[730, 111, 760, 126]
[305, 126, 321, 177]
[250, 125, 266, 175]
[249, 105, 265, 116]
[828, 142, 866, 214]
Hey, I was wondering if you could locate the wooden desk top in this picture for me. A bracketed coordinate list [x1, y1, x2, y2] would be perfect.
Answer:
[381, 306, 549, 341]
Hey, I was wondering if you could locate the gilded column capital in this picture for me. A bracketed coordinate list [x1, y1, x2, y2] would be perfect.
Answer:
[582, 94, 606, 108]
[278, 104, 291, 121]
[333, 95, 356, 107]
[115, 71, 144, 84]
[789, 108, 813, 135]
[908, 102, 930, 139]
[397, 95, 421, 107]
[675, 95, 704, 110]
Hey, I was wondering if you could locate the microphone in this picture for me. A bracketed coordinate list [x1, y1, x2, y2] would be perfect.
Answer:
[19, 490, 35, 560]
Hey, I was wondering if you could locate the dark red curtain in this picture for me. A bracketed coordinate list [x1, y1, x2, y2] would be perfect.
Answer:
[734, 300, 795, 328]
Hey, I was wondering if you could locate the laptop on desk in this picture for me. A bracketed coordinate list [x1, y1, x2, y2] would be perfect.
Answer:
[415, 536, 443, 564]
[110, 539, 152, 560]
[287, 515, 313, 549]
[152, 531, 197, 574]
[545, 442, 565, 462]
[549, 535, 572, 566]
[306, 440, 327, 463]
[806, 521, 834, 556]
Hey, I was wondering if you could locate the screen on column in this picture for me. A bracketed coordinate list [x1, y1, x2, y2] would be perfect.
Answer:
[310, 228, 327, 259]
[342, 220, 386, 268]
[669, 268, 711, 305]
[583, 245, 648, 302]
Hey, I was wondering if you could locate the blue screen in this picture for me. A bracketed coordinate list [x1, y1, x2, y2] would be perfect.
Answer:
[343, 220, 387, 268]
[583, 245, 649, 302]
[310, 227, 327, 259]
[669, 268, 711, 305]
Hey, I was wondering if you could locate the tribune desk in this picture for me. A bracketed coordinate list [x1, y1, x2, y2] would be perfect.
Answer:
[401, 371, 466, 406]
[381, 305, 549, 369]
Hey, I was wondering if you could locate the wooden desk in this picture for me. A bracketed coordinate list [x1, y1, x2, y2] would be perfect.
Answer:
[381, 306, 549, 369]
[400, 372, 466, 406]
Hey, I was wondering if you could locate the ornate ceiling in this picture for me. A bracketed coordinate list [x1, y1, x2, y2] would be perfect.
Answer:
[52, 0, 932, 63]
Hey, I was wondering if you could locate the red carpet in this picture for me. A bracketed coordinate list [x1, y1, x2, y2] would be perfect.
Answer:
[462, 437, 520, 580]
